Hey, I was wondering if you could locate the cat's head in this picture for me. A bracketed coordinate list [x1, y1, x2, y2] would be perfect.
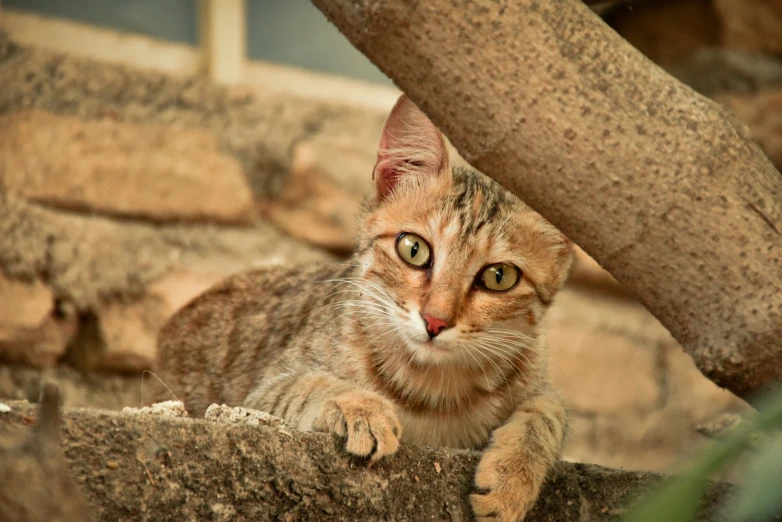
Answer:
[356, 95, 573, 367]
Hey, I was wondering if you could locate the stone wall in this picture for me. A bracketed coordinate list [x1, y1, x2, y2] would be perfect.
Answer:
[1, 24, 775, 476]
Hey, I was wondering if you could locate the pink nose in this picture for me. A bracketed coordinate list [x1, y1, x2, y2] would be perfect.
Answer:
[420, 313, 451, 338]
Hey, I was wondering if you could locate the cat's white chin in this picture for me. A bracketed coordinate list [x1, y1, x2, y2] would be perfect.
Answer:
[405, 342, 453, 366]
[401, 335, 474, 368]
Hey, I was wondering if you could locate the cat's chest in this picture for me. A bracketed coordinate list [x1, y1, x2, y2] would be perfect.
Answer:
[397, 396, 514, 449]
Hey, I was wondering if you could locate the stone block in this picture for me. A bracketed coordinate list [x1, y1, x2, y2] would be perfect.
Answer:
[263, 136, 375, 252]
[661, 342, 748, 423]
[549, 328, 661, 415]
[0, 110, 255, 224]
[0, 273, 77, 367]
[71, 271, 224, 374]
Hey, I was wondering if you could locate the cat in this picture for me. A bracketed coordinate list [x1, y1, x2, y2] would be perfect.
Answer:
[154, 94, 574, 521]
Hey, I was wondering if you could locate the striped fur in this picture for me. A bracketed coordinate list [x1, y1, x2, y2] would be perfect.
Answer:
[155, 95, 574, 521]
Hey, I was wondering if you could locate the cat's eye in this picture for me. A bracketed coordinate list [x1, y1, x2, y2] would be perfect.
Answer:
[479, 263, 520, 291]
[396, 233, 431, 268]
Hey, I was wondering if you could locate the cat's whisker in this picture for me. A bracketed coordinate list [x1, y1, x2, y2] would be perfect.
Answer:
[485, 341, 542, 367]
[471, 340, 528, 387]
[308, 287, 398, 316]
[321, 308, 400, 329]
[462, 345, 493, 391]
[309, 278, 393, 311]
[312, 281, 378, 304]
[314, 299, 396, 316]
[348, 277, 398, 305]
[311, 299, 397, 320]
[486, 335, 538, 350]
[473, 338, 530, 367]
[485, 328, 537, 343]
[481, 331, 541, 355]
[308, 280, 362, 309]
[459, 330, 534, 358]
[326, 308, 397, 324]
[481, 339, 537, 359]
[468, 345, 515, 404]
[318, 278, 398, 309]
[325, 276, 399, 310]
[338, 301, 398, 316]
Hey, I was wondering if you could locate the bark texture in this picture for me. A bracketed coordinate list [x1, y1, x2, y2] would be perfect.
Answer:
[310, 0, 782, 401]
[0, 399, 736, 522]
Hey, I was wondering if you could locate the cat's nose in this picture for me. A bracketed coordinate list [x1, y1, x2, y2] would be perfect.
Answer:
[420, 313, 451, 338]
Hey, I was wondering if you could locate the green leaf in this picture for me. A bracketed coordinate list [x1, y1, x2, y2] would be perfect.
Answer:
[624, 386, 782, 522]
[729, 437, 782, 522]
[623, 437, 744, 522]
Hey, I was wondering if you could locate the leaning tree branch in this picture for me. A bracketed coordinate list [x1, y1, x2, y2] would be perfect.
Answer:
[0, 400, 735, 522]
[310, 0, 782, 402]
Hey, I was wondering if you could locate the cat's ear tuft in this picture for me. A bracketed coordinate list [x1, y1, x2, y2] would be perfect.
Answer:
[373, 95, 449, 200]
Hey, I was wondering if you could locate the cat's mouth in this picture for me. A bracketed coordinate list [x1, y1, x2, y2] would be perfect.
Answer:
[420, 338, 449, 350]
[402, 334, 455, 361]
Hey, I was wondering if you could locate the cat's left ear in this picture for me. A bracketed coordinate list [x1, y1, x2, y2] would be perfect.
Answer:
[373, 94, 450, 200]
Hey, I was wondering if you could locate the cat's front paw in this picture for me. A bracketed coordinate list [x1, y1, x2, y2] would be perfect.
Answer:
[314, 390, 401, 461]
[470, 444, 542, 522]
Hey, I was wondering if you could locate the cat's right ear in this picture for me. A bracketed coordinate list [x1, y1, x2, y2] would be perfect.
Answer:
[372, 95, 449, 200]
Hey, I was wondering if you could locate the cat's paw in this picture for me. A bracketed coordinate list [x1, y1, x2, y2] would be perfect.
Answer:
[314, 390, 402, 461]
[470, 444, 541, 522]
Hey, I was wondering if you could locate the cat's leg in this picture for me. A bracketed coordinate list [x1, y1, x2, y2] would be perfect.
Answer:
[244, 371, 402, 461]
[470, 392, 566, 522]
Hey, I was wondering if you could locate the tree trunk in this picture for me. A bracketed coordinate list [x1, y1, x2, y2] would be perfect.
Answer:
[0, 400, 736, 522]
[310, 0, 782, 402]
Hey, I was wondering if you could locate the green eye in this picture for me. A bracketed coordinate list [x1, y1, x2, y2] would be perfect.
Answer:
[396, 233, 431, 268]
[480, 263, 520, 291]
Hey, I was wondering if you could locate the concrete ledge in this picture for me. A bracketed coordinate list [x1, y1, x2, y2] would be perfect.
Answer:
[0, 397, 735, 522]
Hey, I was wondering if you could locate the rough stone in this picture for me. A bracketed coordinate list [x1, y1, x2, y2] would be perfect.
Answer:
[566, 246, 629, 296]
[204, 403, 286, 428]
[264, 135, 376, 253]
[0, 273, 77, 367]
[549, 328, 661, 415]
[0, 191, 331, 373]
[71, 271, 257, 373]
[89, 298, 163, 373]
[662, 342, 748, 422]
[0, 32, 388, 203]
[122, 400, 188, 418]
[0, 272, 52, 329]
[549, 286, 674, 346]
[0, 196, 331, 310]
[146, 271, 224, 315]
[0, 364, 141, 410]
[0, 385, 94, 522]
[0, 399, 739, 522]
[0, 110, 255, 224]
[548, 286, 749, 473]
[83, 271, 223, 372]
[574, 410, 700, 472]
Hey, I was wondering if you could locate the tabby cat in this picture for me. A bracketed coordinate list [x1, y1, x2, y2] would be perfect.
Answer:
[155, 94, 574, 521]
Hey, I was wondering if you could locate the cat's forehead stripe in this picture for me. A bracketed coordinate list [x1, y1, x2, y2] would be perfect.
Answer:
[451, 168, 508, 239]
